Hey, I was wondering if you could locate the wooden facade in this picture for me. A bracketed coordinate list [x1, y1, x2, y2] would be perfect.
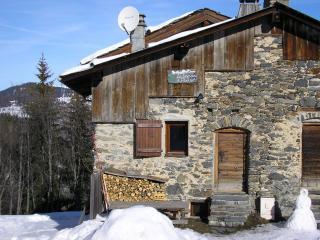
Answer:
[273, 17, 320, 60]
[91, 22, 260, 123]
[62, 4, 320, 124]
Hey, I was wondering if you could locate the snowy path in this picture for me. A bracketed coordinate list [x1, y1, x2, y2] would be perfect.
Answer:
[0, 208, 320, 240]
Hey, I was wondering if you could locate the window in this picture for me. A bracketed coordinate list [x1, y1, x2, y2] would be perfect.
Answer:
[166, 121, 188, 156]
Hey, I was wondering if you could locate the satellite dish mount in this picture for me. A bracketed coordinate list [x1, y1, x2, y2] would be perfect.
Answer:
[118, 6, 140, 36]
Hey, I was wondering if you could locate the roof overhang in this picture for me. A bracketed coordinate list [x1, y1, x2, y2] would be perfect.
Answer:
[60, 3, 320, 96]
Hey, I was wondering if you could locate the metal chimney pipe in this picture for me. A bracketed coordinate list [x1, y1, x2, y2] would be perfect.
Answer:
[130, 14, 146, 53]
[264, 0, 289, 7]
[238, 0, 260, 18]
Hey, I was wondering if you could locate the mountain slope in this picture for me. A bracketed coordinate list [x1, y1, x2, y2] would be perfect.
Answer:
[0, 82, 72, 108]
[0, 83, 73, 117]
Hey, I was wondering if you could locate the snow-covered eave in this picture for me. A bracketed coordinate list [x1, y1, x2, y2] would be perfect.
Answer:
[60, 53, 129, 78]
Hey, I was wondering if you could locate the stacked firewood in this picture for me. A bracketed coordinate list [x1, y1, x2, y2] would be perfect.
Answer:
[103, 174, 167, 202]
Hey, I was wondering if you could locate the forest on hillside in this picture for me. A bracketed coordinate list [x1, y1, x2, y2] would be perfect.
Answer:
[0, 55, 94, 214]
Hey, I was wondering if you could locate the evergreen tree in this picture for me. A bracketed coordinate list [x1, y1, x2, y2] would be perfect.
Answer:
[0, 54, 94, 214]
[25, 54, 58, 211]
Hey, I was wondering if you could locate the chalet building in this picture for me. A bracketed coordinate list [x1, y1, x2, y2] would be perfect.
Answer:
[61, 0, 320, 226]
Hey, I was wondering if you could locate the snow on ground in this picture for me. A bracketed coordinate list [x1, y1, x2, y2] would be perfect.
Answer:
[0, 101, 27, 118]
[1, 206, 320, 240]
[0, 212, 81, 240]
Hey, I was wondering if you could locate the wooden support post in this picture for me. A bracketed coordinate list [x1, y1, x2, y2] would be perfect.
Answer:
[90, 171, 104, 219]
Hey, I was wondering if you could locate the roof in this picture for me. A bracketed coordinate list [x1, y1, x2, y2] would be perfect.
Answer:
[62, 8, 229, 75]
[60, 18, 234, 77]
[60, 3, 320, 95]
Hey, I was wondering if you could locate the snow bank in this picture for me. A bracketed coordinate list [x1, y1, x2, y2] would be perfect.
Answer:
[0, 212, 80, 240]
[52, 217, 103, 240]
[1, 207, 320, 240]
[50, 206, 320, 240]
[91, 206, 180, 240]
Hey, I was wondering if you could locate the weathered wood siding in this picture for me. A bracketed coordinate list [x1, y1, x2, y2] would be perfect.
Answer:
[92, 22, 258, 122]
[273, 18, 320, 60]
[302, 124, 320, 179]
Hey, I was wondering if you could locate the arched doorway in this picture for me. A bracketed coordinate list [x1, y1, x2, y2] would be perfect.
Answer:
[214, 128, 249, 193]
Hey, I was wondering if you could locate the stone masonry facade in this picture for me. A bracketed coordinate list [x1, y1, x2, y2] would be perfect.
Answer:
[94, 34, 320, 217]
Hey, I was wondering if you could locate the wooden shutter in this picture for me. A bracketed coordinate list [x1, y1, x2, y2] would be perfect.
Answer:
[136, 120, 162, 157]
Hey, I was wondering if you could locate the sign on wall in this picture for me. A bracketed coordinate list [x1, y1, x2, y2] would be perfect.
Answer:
[168, 69, 197, 84]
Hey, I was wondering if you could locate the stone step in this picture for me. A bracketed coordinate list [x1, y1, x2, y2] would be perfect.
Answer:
[212, 194, 249, 202]
[209, 220, 245, 227]
[211, 211, 249, 217]
[311, 199, 320, 205]
[211, 205, 250, 212]
[211, 215, 247, 222]
[211, 200, 250, 206]
[210, 192, 251, 227]
[314, 212, 320, 220]
[309, 190, 320, 195]
[213, 192, 248, 196]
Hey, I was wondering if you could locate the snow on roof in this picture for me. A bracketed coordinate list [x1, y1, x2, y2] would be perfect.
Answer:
[61, 53, 129, 77]
[79, 10, 198, 65]
[146, 11, 195, 33]
[61, 17, 234, 77]
[148, 18, 234, 48]
[80, 39, 130, 65]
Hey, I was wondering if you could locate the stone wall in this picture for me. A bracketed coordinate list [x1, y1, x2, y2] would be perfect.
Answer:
[94, 99, 214, 201]
[94, 34, 320, 217]
[204, 34, 320, 216]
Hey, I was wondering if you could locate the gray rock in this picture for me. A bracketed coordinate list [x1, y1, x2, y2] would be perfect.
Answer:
[268, 172, 285, 181]
[166, 183, 183, 195]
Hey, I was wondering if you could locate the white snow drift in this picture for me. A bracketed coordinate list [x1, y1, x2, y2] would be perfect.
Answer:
[1, 204, 320, 240]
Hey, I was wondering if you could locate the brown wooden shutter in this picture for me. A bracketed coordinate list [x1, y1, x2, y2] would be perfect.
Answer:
[136, 120, 162, 157]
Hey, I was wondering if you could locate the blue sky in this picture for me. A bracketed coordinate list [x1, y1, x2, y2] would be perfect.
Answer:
[0, 0, 319, 91]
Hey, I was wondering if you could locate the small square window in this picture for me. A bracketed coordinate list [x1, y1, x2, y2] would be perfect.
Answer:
[165, 121, 188, 157]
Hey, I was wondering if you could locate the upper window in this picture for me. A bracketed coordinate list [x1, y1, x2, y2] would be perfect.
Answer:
[165, 121, 188, 157]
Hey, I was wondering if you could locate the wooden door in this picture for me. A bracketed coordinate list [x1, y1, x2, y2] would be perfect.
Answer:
[302, 124, 320, 179]
[215, 129, 247, 192]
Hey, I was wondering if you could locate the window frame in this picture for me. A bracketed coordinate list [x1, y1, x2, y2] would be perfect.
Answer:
[165, 121, 188, 157]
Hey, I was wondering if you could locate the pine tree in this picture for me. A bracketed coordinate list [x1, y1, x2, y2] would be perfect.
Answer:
[36, 53, 53, 97]
[25, 54, 58, 211]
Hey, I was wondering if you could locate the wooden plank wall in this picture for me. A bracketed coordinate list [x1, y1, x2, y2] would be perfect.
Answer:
[273, 18, 320, 60]
[92, 23, 256, 123]
[302, 125, 320, 179]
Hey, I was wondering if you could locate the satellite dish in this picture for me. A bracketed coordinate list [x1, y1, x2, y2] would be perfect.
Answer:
[118, 6, 140, 34]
